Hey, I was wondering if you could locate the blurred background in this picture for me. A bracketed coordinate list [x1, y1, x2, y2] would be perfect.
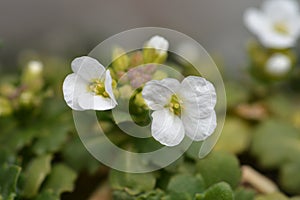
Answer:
[0, 0, 263, 72]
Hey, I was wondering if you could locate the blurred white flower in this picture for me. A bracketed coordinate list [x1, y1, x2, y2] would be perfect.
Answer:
[265, 53, 291, 76]
[142, 76, 216, 146]
[63, 56, 117, 111]
[146, 35, 169, 55]
[244, 0, 300, 49]
[28, 61, 43, 74]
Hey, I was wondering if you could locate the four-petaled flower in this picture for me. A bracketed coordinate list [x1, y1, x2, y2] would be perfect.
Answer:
[142, 76, 217, 146]
[63, 56, 117, 111]
[244, 0, 300, 49]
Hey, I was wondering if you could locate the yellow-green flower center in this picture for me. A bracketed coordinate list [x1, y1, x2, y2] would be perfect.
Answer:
[273, 22, 289, 35]
[88, 79, 109, 97]
[167, 94, 182, 116]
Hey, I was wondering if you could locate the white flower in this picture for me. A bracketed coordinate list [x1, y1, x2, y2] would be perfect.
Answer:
[142, 76, 217, 146]
[146, 35, 169, 55]
[244, 0, 300, 49]
[63, 56, 117, 111]
[265, 53, 291, 76]
[28, 61, 43, 74]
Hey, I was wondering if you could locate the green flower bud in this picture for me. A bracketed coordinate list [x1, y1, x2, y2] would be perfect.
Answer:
[19, 91, 34, 107]
[152, 70, 168, 80]
[0, 83, 16, 97]
[119, 85, 133, 99]
[112, 47, 129, 72]
[143, 36, 169, 64]
[21, 60, 44, 92]
[134, 92, 147, 108]
[0, 97, 13, 116]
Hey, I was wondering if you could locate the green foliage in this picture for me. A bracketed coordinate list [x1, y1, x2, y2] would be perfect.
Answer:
[251, 120, 300, 168]
[21, 155, 52, 198]
[195, 182, 234, 200]
[167, 174, 205, 198]
[251, 119, 300, 194]
[234, 187, 256, 200]
[0, 164, 21, 200]
[42, 164, 77, 195]
[215, 117, 251, 154]
[196, 151, 241, 189]
[1, 36, 300, 200]
[225, 82, 249, 108]
[109, 170, 156, 195]
[255, 192, 300, 200]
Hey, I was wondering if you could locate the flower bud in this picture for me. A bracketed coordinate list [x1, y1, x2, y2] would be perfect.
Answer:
[134, 92, 146, 107]
[143, 35, 169, 64]
[119, 85, 133, 99]
[265, 53, 292, 77]
[19, 91, 35, 107]
[112, 47, 129, 72]
[21, 60, 44, 92]
[0, 97, 13, 116]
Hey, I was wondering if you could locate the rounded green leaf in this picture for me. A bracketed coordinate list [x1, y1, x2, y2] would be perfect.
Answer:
[196, 151, 241, 189]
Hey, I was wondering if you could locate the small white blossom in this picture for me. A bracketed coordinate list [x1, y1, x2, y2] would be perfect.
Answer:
[146, 35, 169, 55]
[142, 76, 217, 146]
[265, 53, 291, 76]
[63, 56, 117, 111]
[244, 0, 300, 48]
[28, 61, 43, 74]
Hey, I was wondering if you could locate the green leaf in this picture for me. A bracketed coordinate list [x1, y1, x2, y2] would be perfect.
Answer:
[31, 126, 69, 156]
[251, 120, 300, 168]
[62, 136, 100, 173]
[267, 94, 294, 120]
[167, 174, 205, 198]
[0, 148, 16, 165]
[109, 170, 156, 195]
[186, 141, 203, 160]
[136, 189, 165, 200]
[112, 190, 135, 200]
[43, 164, 77, 196]
[33, 190, 59, 200]
[215, 117, 251, 154]
[234, 187, 256, 200]
[196, 151, 241, 189]
[280, 161, 300, 194]
[255, 192, 289, 200]
[225, 82, 249, 108]
[22, 154, 52, 198]
[0, 127, 38, 152]
[0, 164, 21, 200]
[195, 182, 234, 200]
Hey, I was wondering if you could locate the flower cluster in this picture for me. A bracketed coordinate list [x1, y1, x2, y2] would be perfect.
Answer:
[244, 0, 300, 80]
[63, 36, 217, 146]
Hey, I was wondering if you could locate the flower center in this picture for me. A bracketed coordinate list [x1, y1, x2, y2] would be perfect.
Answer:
[167, 94, 182, 116]
[88, 79, 109, 98]
[273, 22, 289, 35]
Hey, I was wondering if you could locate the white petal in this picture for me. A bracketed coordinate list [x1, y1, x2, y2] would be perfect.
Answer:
[147, 35, 169, 54]
[266, 53, 291, 75]
[104, 70, 117, 105]
[262, 0, 299, 20]
[182, 110, 217, 141]
[71, 56, 105, 81]
[77, 93, 117, 111]
[142, 78, 180, 110]
[286, 15, 300, 37]
[62, 73, 87, 111]
[244, 8, 270, 36]
[151, 109, 185, 146]
[179, 76, 216, 119]
[259, 31, 296, 48]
